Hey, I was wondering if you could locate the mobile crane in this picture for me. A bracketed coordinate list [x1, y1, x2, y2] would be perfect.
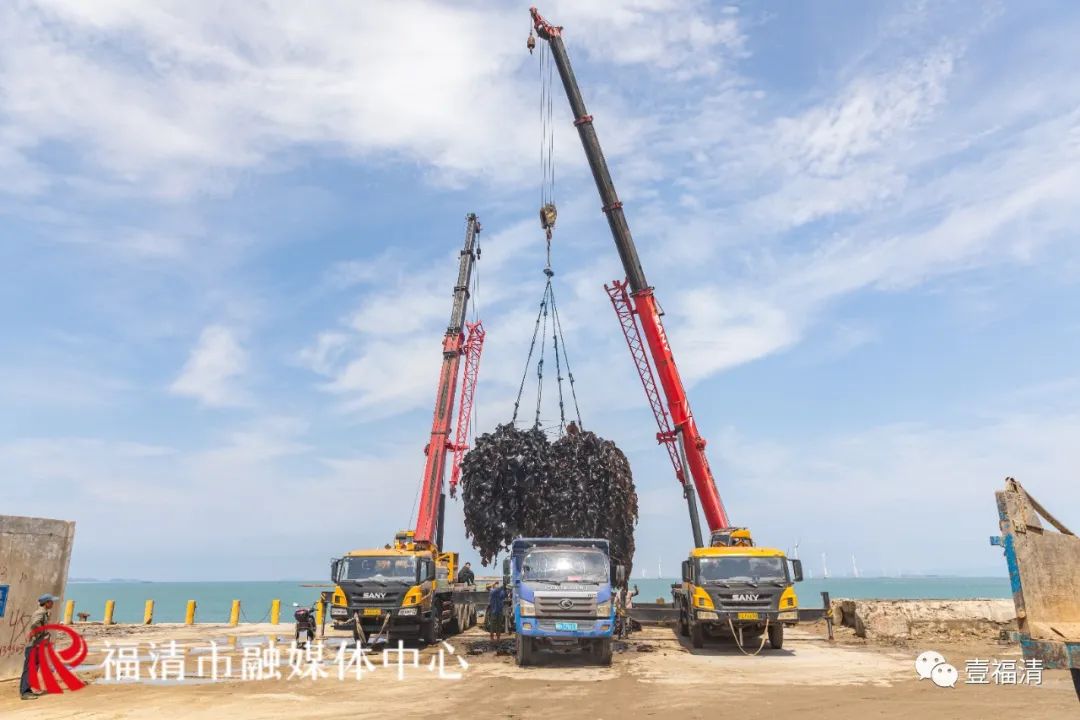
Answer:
[529, 8, 803, 651]
[328, 214, 484, 644]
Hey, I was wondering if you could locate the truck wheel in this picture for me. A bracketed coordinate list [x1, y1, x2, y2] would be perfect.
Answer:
[690, 622, 705, 649]
[595, 637, 612, 666]
[768, 623, 784, 650]
[515, 634, 533, 667]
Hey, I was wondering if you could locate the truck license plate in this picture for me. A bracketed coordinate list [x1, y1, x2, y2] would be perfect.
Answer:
[363, 608, 382, 617]
[555, 622, 578, 631]
[737, 612, 759, 621]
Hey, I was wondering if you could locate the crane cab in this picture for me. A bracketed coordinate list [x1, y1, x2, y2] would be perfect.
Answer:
[710, 527, 754, 547]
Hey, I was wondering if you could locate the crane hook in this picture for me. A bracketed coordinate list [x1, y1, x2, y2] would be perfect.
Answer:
[539, 202, 557, 241]
[527, 30, 536, 54]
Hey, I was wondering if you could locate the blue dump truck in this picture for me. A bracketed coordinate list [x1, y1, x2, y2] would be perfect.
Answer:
[503, 537, 623, 666]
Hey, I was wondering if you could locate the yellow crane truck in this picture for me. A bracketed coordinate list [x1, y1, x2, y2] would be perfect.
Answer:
[328, 215, 484, 645]
[675, 541, 803, 650]
[528, 6, 804, 653]
[330, 531, 475, 645]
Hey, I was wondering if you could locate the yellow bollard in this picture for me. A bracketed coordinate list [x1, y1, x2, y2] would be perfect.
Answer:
[185, 600, 197, 625]
[270, 599, 281, 625]
[315, 600, 324, 627]
[143, 599, 154, 625]
[104, 599, 116, 625]
[229, 599, 241, 626]
[63, 599, 75, 625]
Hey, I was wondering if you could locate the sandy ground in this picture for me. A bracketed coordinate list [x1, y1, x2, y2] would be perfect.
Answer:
[1, 621, 1077, 719]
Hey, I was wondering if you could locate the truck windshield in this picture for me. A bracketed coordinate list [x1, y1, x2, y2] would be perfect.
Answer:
[698, 557, 787, 583]
[522, 549, 608, 584]
[341, 556, 416, 582]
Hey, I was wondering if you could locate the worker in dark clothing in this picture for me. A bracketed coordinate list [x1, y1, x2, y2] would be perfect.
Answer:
[616, 584, 639, 639]
[483, 583, 508, 642]
[457, 562, 476, 586]
[20, 593, 56, 700]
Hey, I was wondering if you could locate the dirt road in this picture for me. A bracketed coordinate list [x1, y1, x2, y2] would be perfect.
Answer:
[1, 623, 1076, 719]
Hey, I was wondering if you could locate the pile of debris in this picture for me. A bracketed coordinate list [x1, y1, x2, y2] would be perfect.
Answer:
[459, 423, 638, 577]
[464, 638, 515, 656]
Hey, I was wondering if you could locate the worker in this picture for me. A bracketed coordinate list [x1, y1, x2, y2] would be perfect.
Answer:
[483, 583, 508, 642]
[616, 584, 639, 639]
[20, 593, 56, 701]
[457, 562, 475, 586]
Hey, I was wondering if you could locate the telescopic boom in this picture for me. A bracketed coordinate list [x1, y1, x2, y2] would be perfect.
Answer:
[414, 214, 483, 547]
[530, 7, 730, 532]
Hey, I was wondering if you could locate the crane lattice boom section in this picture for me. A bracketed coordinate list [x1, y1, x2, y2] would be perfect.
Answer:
[449, 321, 485, 495]
[606, 280, 683, 483]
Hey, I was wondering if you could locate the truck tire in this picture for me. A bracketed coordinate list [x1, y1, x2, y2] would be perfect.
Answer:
[768, 623, 784, 650]
[690, 621, 705, 649]
[515, 634, 533, 667]
[594, 637, 612, 666]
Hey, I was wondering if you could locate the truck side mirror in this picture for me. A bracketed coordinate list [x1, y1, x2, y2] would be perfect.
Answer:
[614, 565, 626, 586]
[331, 558, 342, 583]
[426, 560, 437, 582]
[681, 560, 692, 583]
[502, 557, 511, 585]
[791, 559, 804, 582]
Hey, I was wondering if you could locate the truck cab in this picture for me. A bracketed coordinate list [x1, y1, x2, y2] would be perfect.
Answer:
[505, 537, 622, 666]
[675, 546, 803, 650]
[330, 532, 474, 645]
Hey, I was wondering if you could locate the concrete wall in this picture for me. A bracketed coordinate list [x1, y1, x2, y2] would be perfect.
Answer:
[832, 598, 1016, 642]
[0, 514, 76, 680]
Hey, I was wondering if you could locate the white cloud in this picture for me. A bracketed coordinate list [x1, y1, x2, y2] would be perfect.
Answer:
[0, 419, 424, 579]
[707, 403, 1080, 575]
[776, 46, 957, 177]
[0, 1, 733, 203]
[169, 325, 248, 407]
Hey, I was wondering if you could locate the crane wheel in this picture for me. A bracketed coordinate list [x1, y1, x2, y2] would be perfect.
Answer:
[690, 622, 705, 649]
[768, 623, 784, 650]
[421, 619, 437, 645]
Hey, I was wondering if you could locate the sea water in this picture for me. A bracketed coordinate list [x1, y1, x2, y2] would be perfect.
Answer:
[66, 576, 1011, 624]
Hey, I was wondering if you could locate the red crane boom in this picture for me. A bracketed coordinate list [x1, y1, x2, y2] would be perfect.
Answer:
[413, 214, 483, 549]
[530, 8, 731, 538]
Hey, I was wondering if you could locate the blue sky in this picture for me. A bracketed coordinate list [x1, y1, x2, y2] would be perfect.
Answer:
[3, 0, 1079, 580]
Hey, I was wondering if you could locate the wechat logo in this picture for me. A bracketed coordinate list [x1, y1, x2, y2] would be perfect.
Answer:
[915, 650, 958, 688]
